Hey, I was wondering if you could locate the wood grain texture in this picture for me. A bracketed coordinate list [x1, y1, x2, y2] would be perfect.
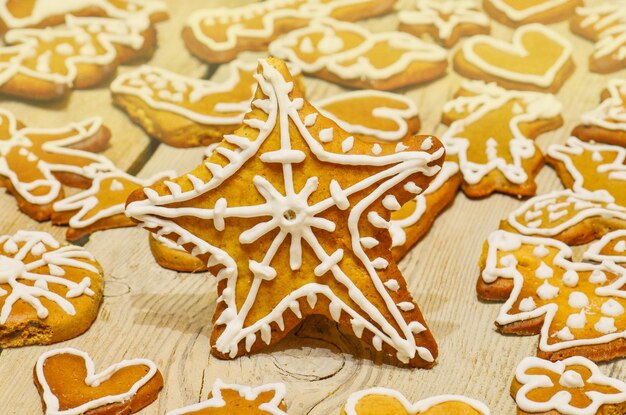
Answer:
[0, 0, 625, 414]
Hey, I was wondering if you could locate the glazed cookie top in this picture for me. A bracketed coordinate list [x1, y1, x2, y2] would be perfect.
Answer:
[512, 356, 626, 415]
[166, 379, 288, 415]
[126, 58, 443, 367]
[0, 231, 102, 325]
[579, 79, 626, 133]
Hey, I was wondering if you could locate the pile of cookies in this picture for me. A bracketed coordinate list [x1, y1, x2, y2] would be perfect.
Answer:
[1, 0, 626, 414]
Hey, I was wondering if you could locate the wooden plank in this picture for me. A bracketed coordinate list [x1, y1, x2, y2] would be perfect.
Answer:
[1, 0, 625, 414]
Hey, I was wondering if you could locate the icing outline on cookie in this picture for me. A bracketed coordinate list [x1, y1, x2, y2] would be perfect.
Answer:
[580, 79, 626, 132]
[585, 230, 626, 264]
[487, 0, 577, 22]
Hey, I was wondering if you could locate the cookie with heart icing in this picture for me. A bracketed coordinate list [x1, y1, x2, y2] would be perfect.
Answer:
[502, 190, 626, 246]
[51, 170, 174, 241]
[166, 379, 287, 415]
[512, 356, 626, 415]
[0, 14, 163, 101]
[441, 80, 562, 198]
[453, 24, 574, 93]
[398, 0, 490, 48]
[546, 137, 626, 206]
[571, 2, 626, 73]
[484, 0, 582, 27]
[111, 63, 419, 147]
[0, 0, 167, 32]
[126, 58, 443, 367]
[183, 0, 396, 64]
[0, 231, 104, 347]
[341, 387, 490, 415]
[478, 229, 626, 362]
[34, 348, 163, 415]
[269, 18, 448, 90]
[0, 110, 114, 221]
[572, 79, 626, 146]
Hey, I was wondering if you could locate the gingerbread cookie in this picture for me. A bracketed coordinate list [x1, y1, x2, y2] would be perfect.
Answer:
[390, 161, 461, 260]
[166, 379, 287, 415]
[546, 137, 626, 206]
[269, 18, 448, 90]
[183, 0, 396, 64]
[573, 79, 626, 146]
[585, 230, 626, 265]
[484, 0, 582, 27]
[479, 230, 626, 362]
[112, 63, 419, 147]
[34, 347, 163, 415]
[341, 387, 490, 415]
[398, 0, 490, 48]
[0, 231, 104, 347]
[453, 24, 574, 93]
[126, 58, 443, 367]
[0, 0, 167, 32]
[0, 111, 114, 221]
[571, 3, 626, 73]
[51, 170, 174, 241]
[441, 81, 562, 198]
[149, 234, 208, 273]
[0, 14, 161, 101]
[512, 356, 626, 415]
[502, 190, 626, 246]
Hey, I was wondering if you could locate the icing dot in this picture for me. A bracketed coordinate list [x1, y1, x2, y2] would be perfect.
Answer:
[395, 142, 408, 152]
[317, 34, 344, 54]
[559, 370, 585, 388]
[592, 151, 603, 162]
[404, 182, 422, 194]
[555, 327, 574, 341]
[519, 297, 536, 312]
[615, 240, 626, 252]
[299, 37, 314, 54]
[601, 299, 624, 317]
[595, 317, 617, 334]
[109, 179, 124, 191]
[589, 270, 607, 284]
[359, 237, 379, 249]
[420, 137, 433, 151]
[31, 242, 47, 256]
[367, 211, 389, 229]
[56, 42, 74, 55]
[536, 281, 559, 300]
[384, 279, 400, 291]
[372, 144, 382, 155]
[304, 113, 317, 127]
[382, 195, 401, 211]
[562, 270, 579, 287]
[533, 245, 550, 258]
[397, 302, 415, 311]
[568, 292, 589, 309]
[319, 127, 333, 143]
[341, 136, 354, 153]
[500, 254, 517, 268]
[535, 261, 554, 279]
[566, 310, 586, 329]
[371, 257, 389, 269]
[3, 239, 18, 254]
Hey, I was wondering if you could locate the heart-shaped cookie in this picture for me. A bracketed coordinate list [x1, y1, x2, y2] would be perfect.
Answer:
[454, 23, 574, 92]
[341, 388, 490, 415]
[34, 348, 163, 415]
[484, 0, 582, 27]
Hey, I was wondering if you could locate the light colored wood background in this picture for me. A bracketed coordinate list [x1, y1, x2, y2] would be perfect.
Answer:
[0, 0, 624, 413]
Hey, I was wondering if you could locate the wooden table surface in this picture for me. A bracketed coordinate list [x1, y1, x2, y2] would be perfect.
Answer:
[1, 0, 624, 413]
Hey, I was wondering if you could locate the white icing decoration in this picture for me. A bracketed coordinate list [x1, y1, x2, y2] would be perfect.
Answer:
[519, 297, 536, 312]
[595, 316, 617, 334]
[585, 230, 626, 264]
[487, 0, 574, 22]
[536, 281, 558, 300]
[568, 292, 589, 308]
[601, 299, 624, 317]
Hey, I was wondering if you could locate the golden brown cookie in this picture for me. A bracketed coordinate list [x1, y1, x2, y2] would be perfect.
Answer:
[51, 170, 174, 241]
[478, 230, 626, 362]
[399, 0, 491, 48]
[390, 161, 461, 259]
[572, 79, 626, 146]
[149, 234, 208, 273]
[0, 14, 163, 101]
[183, 0, 396, 64]
[484, 0, 582, 27]
[0, 0, 167, 32]
[166, 379, 287, 414]
[126, 58, 443, 367]
[269, 18, 448, 90]
[441, 81, 562, 198]
[0, 111, 114, 221]
[453, 24, 575, 93]
[501, 190, 626, 246]
[570, 3, 626, 74]
[0, 231, 104, 347]
[546, 137, 626, 206]
[34, 348, 163, 415]
[512, 356, 626, 415]
[341, 387, 490, 415]
[111, 63, 419, 147]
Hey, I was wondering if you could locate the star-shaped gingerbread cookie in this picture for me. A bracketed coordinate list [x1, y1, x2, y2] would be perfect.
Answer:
[573, 79, 626, 146]
[399, 0, 490, 48]
[441, 80, 562, 198]
[126, 58, 444, 367]
[512, 356, 626, 415]
[479, 230, 626, 362]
